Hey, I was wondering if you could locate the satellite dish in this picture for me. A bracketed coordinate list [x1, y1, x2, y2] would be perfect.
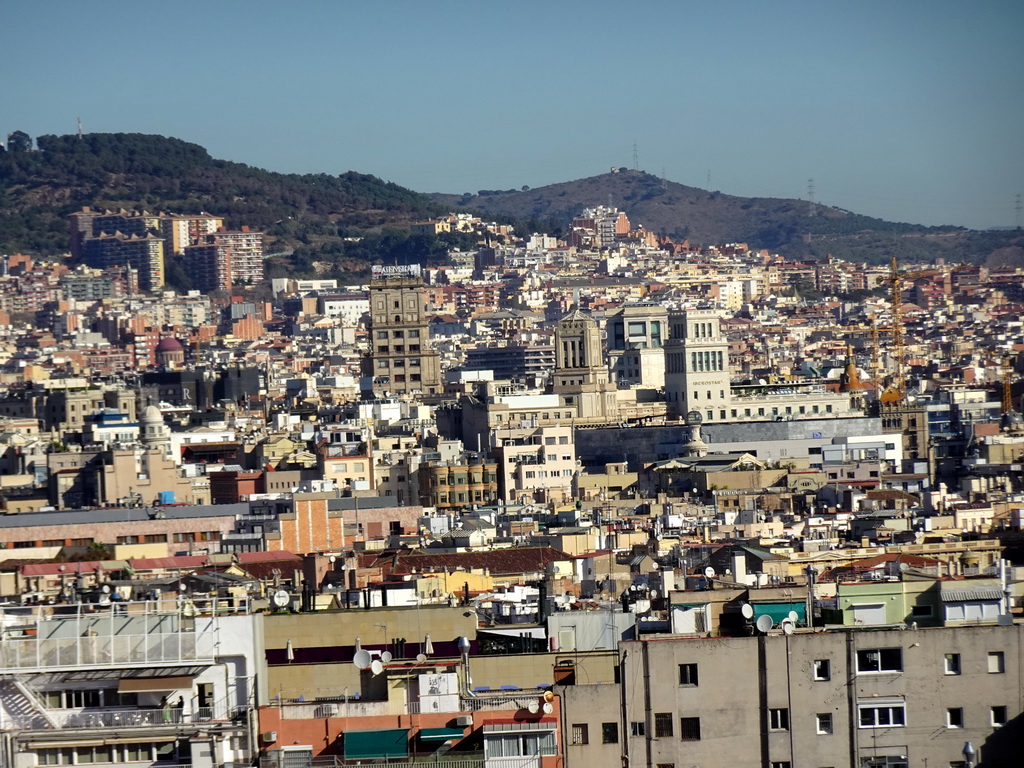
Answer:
[741, 603, 754, 620]
[542, 702, 553, 714]
[329, 555, 337, 563]
[788, 611, 799, 623]
[704, 566, 715, 578]
[782, 620, 795, 635]
[415, 653, 427, 663]
[755, 615, 774, 633]
[528, 701, 540, 714]
[370, 659, 384, 676]
[272, 590, 291, 608]
[380, 651, 393, 664]
[101, 584, 111, 594]
[898, 562, 909, 573]
[353, 649, 372, 670]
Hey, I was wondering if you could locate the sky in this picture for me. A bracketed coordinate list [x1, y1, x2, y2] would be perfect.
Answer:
[4, 1, 1023, 230]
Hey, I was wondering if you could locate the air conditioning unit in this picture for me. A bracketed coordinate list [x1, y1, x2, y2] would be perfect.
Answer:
[262, 732, 278, 743]
[455, 715, 473, 727]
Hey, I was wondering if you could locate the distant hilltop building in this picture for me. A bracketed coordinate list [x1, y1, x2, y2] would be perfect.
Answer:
[570, 205, 630, 249]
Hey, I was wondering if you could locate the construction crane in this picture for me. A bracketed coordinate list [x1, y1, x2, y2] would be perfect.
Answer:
[833, 315, 895, 393]
[1003, 356, 1015, 415]
[879, 257, 946, 398]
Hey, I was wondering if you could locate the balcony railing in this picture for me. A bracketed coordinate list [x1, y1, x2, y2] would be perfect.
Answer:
[18, 701, 248, 732]
[0, 601, 224, 673]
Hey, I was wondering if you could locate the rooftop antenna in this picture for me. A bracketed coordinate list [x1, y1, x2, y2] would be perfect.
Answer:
[77, 117, 83, 139]
[632, 140, 639, 171]
[807, 178, 816, 216]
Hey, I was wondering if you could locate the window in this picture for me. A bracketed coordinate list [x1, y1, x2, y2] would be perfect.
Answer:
[37, 749, 63, 766]
[771, 763, 791, 768]
[486, 732, 556, 758]
[860, 759, 907, 768]
[654, 713, 673, 737]
[768, 708, 789, 731]
[944, 653, 961, 675]
[816, 713, 833, 734]
[946, 708, 963, 728]
[630, 722, 645, 737]
[570, 724, 588, 745]
[911, 605, 932, 617]
[858, 703, 906, 728]
[988, 651, 1005, 673]
[679, 717, 701, 741]
[813, 659, 831, 681]
[992, 705, 1007, 726]
[678, 663, 699, 686]
[601, 722, 618, 744]
[856, 648, 902, 673]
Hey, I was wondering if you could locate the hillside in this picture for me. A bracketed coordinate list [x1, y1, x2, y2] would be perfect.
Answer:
[2, 135, 1021, 270]
[0, 132, 443, 257]
[432, 170, 1024, 266]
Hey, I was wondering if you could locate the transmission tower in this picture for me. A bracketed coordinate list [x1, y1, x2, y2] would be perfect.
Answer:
[1015, 193, 1022, 230]
[807, 178, 816, 216]
[77, 117, 83, 139]
[632, 140, 639, 171]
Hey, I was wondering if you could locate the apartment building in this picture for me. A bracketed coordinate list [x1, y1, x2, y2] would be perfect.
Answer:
[492, 424, 577, 505]
[606, 303, 667, 388]
[0, 599, 264, 768]
[561, 624, 1023, 768]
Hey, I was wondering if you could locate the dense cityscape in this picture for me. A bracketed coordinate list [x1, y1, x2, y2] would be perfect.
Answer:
[0, 185, 1022, 768]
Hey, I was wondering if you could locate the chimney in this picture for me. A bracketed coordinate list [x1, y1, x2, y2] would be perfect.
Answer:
[732, 552, 747, 585]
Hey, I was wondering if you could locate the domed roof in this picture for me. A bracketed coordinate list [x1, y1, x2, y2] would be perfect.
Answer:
[156, 337, 184, 353]
[141, 405, 163, 423]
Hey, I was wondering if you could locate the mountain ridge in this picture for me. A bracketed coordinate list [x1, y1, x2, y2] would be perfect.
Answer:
[1, 133, 1021, 268]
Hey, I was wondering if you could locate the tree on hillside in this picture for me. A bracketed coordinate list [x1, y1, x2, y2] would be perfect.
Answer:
[6, 131, 32, 152]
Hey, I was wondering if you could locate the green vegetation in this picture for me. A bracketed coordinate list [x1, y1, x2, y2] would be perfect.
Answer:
[0, 132, 443, 257]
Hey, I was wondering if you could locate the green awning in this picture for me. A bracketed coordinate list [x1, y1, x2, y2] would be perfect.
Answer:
[419, 727, 465, 742]
[344, 729, 409, 759]
[752, 602, 806, 625]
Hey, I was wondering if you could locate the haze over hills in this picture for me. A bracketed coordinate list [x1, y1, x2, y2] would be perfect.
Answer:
[1, 133, 1021, 269]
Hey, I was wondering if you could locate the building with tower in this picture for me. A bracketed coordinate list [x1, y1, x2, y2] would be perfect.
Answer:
[140, 404, 172, 458]
[551, 308, 618, 422]
[664, 308, 732, 422]
[367, 265, 443, 398]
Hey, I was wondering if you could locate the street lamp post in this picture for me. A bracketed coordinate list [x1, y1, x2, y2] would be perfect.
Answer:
[962, 741, 976, 768]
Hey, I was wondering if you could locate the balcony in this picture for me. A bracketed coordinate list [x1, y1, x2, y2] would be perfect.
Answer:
[0, 601, 223, 673]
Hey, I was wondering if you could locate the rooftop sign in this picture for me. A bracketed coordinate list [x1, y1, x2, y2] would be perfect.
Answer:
[372, 263, 421, 279]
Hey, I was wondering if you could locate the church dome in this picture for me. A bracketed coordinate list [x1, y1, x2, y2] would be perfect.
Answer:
[155, 337, 184, 353]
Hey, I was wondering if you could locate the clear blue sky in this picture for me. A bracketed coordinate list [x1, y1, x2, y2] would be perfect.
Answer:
[4, 1, 1023, 229]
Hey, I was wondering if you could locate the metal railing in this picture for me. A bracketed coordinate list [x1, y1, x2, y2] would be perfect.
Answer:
[35, 703, 248, 730]
[266, 753, 547, 768]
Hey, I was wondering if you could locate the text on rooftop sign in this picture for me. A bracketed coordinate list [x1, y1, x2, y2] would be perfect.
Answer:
[372, 264, 422, 278]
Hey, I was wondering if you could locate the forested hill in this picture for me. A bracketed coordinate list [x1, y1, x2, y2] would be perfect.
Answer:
[0, 132, 442, 255]
[2, 134, 1021, 269]
[432, 170, 1024, 267]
